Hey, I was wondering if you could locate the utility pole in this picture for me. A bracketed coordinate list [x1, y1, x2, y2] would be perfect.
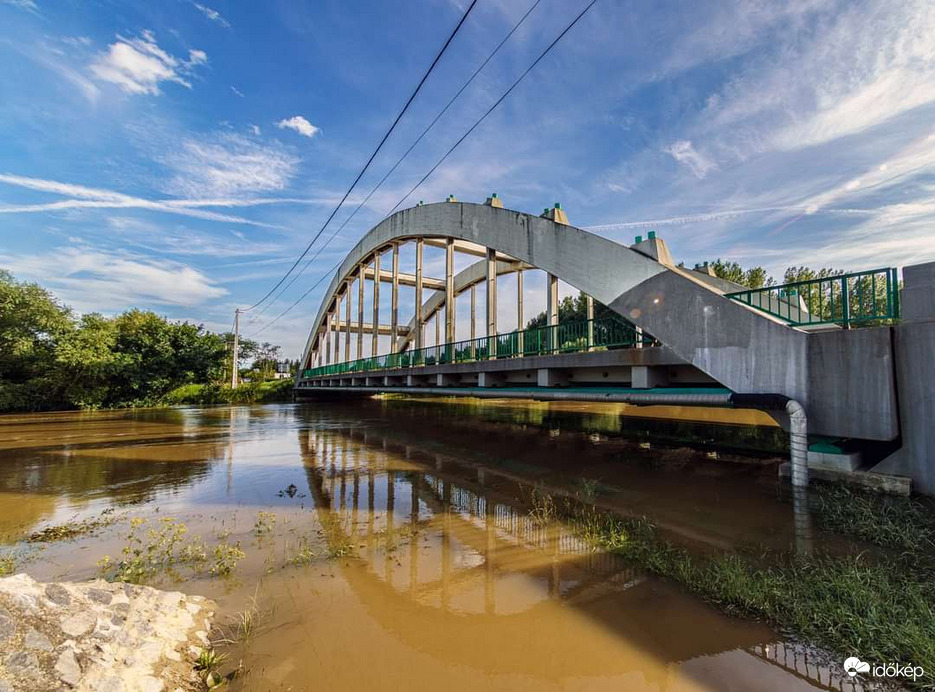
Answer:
[231, 308, 240, 388]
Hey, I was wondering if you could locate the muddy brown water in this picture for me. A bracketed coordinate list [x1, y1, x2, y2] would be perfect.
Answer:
[0, 399, 863, 691]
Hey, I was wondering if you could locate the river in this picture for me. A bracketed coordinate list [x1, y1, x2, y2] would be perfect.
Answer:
[0, 399, 860, 691]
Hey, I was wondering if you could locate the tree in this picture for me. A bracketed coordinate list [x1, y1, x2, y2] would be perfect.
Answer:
[0, 270, 73, 384]
[251, 342, 282, 381]
[708, 259, 773, 289]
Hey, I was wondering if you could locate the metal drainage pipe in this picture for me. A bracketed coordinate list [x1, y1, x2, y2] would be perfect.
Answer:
[730, 393, 808, 488]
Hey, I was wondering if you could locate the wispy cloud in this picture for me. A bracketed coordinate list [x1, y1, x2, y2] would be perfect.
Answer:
[0, 173, 317, 225]
[160, 133, 300, 197]
[191, 2, 230, 28]
[276, 115, 320, 138]
[90, 30, 207, 95]
[230, 85, 244, 98]
[0, 0, 37, 11]
[663, 140, 717, 179]
[0, 245, 227, 311]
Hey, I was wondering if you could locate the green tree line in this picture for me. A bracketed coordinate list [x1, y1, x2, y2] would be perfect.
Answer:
[0, 270, 286, 412]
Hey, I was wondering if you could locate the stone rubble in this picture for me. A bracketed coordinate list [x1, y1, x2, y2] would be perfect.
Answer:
[0, 574, 214, 692]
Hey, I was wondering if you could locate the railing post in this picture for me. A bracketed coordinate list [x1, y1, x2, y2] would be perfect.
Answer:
[586, 295, 594, 351]
[841, 275, 850, 329]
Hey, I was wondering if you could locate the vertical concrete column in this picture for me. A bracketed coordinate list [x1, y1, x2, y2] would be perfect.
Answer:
[547, 273, 559, 353]
[334, 295, 341, 363]
[372, 251, 381, 357]
[586, 294, 594, 351]
[470, 284, 476, 360]
[435, 312, 441, 347]
[357, 262, 365, 358]
[391, 243, 399, 352]
[445, 238, 455, 345]
[344, 281, 352, 362]
[486, 247, 497, 357]
[415, 239, 424, 351]
[517, 269, 524, 355]
[324, 311, 332, 364]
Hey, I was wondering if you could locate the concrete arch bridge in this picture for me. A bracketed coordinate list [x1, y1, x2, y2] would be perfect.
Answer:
[296, 198, 935, 493]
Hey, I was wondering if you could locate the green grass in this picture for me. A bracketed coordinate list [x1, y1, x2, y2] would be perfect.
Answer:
[558, 501, 935, 690]
[161, 379, 294, 406]
[812, 484, 935, 556]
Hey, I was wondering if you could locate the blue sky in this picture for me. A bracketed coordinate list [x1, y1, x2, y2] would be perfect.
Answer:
[1, 0, 932, 357]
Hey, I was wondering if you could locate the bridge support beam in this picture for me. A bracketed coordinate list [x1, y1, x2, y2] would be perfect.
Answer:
[478, 372, 505, 388]
[324, 312, 332, 364]
[486, 247, 497, 356]
[631, 365, 669, 389]
[537, 368, 568, 388]
[517, 269, 524, 354]
[415, 239, 424, 351]
[391, 243, 399, 351]
[344, 281, 352, 362]
[372, 252, 381, 357]
[445, 239, 455, 344]
[547, 273, 559, 354]
[357, 264, 365, 359]
[334, 297, 341, 363]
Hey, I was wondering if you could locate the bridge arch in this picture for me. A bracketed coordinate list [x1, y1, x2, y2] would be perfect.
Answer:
[301, 201, 810, 404]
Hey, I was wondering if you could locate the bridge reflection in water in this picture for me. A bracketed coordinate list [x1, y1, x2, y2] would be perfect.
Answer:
[270, 423, 860, 692]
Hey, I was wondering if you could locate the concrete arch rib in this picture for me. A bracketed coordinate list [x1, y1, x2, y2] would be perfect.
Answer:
[301, 202, 809, 404]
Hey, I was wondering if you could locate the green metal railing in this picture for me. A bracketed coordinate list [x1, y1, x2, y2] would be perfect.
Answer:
[725, 268, 900, 328]
[302, 316, 655, 379]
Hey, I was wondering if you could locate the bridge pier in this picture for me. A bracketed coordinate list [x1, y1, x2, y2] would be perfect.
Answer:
[537, 368, 568, 387]
[632, 365, 669, 389]
[478, 372, 505, 388]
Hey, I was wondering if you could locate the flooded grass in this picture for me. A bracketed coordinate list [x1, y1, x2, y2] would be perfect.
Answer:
[813, 483, 935, 556]
[560, 499, 935, 690]
[27, 510, 119, 543]
[0, 554, 13, 576]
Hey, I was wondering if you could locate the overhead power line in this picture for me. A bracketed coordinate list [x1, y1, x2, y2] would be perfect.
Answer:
[241, 0, 479, 313]
[249, 0, 600, 339]
[385, 0, 599, 217]
[248, 0, 545, 322]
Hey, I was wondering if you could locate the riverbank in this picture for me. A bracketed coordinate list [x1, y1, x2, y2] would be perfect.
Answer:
[0, 573, 214, 691]
[160, 380, 294, 406]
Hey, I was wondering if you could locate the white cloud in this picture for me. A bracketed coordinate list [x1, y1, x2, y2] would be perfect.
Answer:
[276, 115, 320, 138]
[663, 140, 717, 178]
[0, 245, 227, 311]
[0, 172, 309, 225]
[90, 30, 207, 95]
[161, 133, 300, 197]
[1, 0, 37, 10]
[250, 124, 261, 136]
[231, 86, 244, 98]
[702, 0, 935, 152]
[192, 2, 230, 28]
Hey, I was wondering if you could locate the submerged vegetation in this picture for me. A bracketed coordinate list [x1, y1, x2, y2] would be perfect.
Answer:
[547, 489, 935, 690]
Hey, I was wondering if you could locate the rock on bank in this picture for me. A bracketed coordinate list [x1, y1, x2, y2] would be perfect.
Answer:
[0, 573, 214, 691]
